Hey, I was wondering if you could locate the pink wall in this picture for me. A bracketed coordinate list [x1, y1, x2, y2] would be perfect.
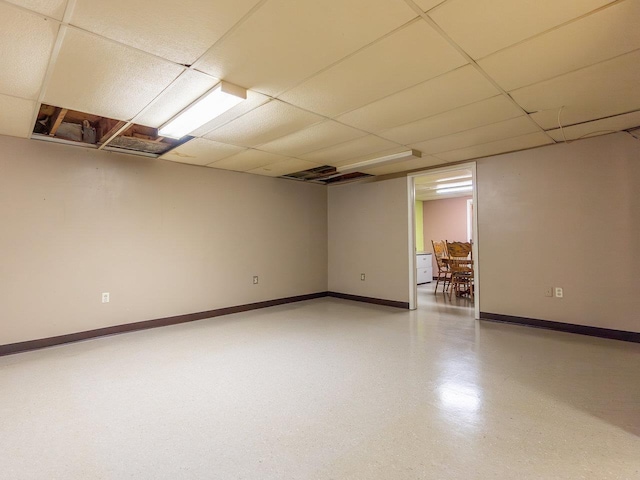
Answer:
[422, 196, 472, 273]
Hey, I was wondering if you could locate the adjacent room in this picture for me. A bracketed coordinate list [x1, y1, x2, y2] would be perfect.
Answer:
[1, 0, 639, 478]
[414, 167, 475, 309]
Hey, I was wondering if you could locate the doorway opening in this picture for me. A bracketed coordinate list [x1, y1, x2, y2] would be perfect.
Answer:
[407, 162, 479, 318]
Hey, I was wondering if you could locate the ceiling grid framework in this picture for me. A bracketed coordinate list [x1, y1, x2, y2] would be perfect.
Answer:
[401, 0, 556, 144]
[0, 0, 638, 178]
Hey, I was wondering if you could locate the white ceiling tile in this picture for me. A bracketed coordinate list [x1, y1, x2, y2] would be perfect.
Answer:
[411, 116, 541, 154]
[248, 158, 321, 177]
[300, 135, 402, 166]
[190, 90, 271, 137]
[135, 70, 219, 128]
[414, 0, 446, 12]
[207, 149, 290, 172]
[194, 0, 417, 96]
[279, 20, 466, 117]
[360, 155, 446, 176]
[0, 4, 58, 100]
[0, 94, 35, 138]
[258, 121, 367, 157]
[160, 138, 244, 166]
[204, 100, 323, 147]
[435, 132, 554, 162]
[511, 50, 640, 129]
[70, 0, 262, 65]
[479, 1, 640, 91]
[43, 29, 184, 121]
[6, 0, 67, 20]
[546, 110, 640, 142]
[336, 65, 499, 132]
[380, 95, 523, 144]
[429, 0, 616, 59]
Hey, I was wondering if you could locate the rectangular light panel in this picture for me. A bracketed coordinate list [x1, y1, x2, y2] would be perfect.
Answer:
[338, 149, 422, 174]
[159, 81, 246, 139]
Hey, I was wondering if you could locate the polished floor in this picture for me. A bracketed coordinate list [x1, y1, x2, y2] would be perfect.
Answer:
[1, 287, 639, 479]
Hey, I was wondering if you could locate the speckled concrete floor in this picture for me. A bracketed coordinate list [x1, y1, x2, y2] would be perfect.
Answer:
[1, 289, 638, 479]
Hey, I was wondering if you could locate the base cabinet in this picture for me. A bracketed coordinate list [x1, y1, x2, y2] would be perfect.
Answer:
[417, 253, 433, 284]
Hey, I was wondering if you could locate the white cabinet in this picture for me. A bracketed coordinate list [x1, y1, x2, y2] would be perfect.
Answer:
[417, 253, 432, 284]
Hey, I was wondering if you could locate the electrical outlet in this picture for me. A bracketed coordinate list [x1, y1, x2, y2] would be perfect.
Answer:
[102, 292, 110, 303]
[555, 287, 563, 298]
[253, 276, 259, 285]
[360, 273, 365, 281]
[544, 287, 553, 297]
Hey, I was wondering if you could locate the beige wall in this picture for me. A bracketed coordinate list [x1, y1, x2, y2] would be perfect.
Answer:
[328, 178, 410, 303]
[3, 131, 638, 344]
[0, 135, 328, 345]
[477, 133, 640, 333]
[423, 196, 472, 272]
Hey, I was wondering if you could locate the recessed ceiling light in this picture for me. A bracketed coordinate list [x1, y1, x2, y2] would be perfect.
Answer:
[159, 81, 246, 139]
[436, 186, 473, 194]
[436, 180, 472, 189]
[436, 174, 472, 183]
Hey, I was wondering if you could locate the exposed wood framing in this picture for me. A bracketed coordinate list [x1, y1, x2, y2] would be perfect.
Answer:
[34, 103, 185, 155]
[98, 120, 127, 144]
[48, 108, 68, 136]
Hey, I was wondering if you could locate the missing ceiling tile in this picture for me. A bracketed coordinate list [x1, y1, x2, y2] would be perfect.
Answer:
[281, 164, 337, 181]
[31, 104, 190, 156]
[280, 165, 372, 184]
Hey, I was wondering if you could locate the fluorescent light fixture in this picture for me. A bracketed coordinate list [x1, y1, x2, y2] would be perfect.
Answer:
[436, 174, 472, 183]
[337, 149, 422, 174]
[159, 81, 246, 139]
[436, 180, 472, 189]
[436, 186, 473, 194]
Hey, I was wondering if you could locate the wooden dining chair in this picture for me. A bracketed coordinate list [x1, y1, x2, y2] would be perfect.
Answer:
[431, 240, 450, 293]
[445, 241, 474, 299]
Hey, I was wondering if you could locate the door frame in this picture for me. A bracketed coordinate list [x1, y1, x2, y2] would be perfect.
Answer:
[407, 162, 479, 319]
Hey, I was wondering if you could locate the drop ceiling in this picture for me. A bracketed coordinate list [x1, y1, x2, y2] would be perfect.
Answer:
[415, 168, 473, 201]
[0, 0, 638, 180]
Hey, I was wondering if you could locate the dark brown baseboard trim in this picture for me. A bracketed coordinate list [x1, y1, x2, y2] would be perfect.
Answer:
[327, 291, 409, 309]
[480, 312, 640, 344]
[0, 292, 329, 357]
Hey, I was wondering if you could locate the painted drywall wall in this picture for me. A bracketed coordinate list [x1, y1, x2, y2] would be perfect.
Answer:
[423, 196, 472, 273]
[328, 178, 410, 303]
[477, 132, 640, 333]
[415, 200, 424, 252]
[0, 135, 328, 345]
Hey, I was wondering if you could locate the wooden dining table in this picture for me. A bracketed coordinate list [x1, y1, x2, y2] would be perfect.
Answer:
[441, 257, 473, 267]
[442, 257, 474, 297]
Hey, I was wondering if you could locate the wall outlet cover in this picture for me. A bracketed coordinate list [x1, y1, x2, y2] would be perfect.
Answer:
[253, 276, 259, 284]
[360, 273, 365, 281]
[102, 292, 110, 303]
[555, 287, 563, 298]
